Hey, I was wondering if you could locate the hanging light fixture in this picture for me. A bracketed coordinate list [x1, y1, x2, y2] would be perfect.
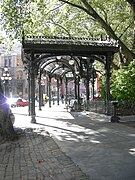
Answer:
[69, 59, 74, 65]
[69, 56, 74, 65]
[56, 56, 61, 60]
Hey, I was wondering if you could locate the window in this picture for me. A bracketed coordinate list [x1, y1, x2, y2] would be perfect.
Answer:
[4, 59, 7, 67]
[16, 58, 23, 66]
[16, 70, 23, 79]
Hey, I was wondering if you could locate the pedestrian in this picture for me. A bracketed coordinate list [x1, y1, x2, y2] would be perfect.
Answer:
[61, 94, 64, 104]
[52, 97, 55, 105]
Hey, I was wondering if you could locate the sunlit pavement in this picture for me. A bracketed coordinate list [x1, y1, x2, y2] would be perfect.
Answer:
[12, 103, 135, 179]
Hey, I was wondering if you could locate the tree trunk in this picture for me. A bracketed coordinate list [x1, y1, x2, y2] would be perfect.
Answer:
[0, 110, 17, 141]
[126, 1, 135, 49]
[132, 2, 135, 49]
[80, 0, 135, 62]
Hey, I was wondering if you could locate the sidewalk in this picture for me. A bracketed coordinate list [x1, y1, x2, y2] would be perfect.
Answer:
[0, 128, 88, 180]
[0, 104, 88, 180]
[1, 103, 135, 179]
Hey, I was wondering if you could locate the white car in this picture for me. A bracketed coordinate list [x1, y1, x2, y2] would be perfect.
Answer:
[7, 97, 19, 107]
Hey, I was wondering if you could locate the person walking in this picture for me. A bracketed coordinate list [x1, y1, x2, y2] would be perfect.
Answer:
[61, 94, 64, 104]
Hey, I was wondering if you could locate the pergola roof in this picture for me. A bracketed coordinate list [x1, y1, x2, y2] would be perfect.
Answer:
[22, 35, 119, 79]
[22, 35, 118, 54]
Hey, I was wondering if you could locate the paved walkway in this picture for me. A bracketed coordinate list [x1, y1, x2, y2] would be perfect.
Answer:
[1, 103, 135, 180]
[0, 129, 88, 180]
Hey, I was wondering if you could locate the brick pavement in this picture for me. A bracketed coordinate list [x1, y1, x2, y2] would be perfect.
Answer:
[0, 128, 88, 180]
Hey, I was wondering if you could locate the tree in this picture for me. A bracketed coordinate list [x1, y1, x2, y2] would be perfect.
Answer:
[0, 0, 134, 65]
[126, 0, 135, 49]
[58, 0, 134, 63]
[57, 0, 135, 101]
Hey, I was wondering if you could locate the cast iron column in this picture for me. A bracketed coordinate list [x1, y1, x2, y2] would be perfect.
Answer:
[30, 55, 36, 123]
[38, 78, 42, 111]
[57, 79, 60, 105]
[77, 76, 80, 109]
[105, 53, 112, 115]
[47, 77, 49, 95]
[74, 77, 77, 99]
[48, 76, 51, 108]
[65, 78, 68, 105]
[86, 78, 90, 102]
[92, 73, 95, 100]
[28, 72, 31, 116]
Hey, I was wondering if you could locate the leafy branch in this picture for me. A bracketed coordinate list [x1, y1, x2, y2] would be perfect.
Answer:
[59, 0, 135, 63]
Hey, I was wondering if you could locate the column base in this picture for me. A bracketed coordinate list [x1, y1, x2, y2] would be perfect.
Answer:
[31, 116, 36, 123]
[111, 115, 120, 123]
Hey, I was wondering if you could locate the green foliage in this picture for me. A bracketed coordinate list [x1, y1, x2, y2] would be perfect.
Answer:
[89, 0, 133, 48]
[0, 0, 133, 44]
[0, 0, 93, 39]
[0, 0, 134, 65]
[99, 60, 135, 101]
[110, 60, 135, 100]
[99, 75, 106, 100]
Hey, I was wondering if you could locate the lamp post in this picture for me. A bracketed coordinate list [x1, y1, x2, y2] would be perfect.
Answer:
[1, 66, 12, 97]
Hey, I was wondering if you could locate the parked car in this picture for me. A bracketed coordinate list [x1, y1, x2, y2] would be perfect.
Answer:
[16, 98, 29, 107]
[0, 92, 11, 111]
[0, 92, 15, 124]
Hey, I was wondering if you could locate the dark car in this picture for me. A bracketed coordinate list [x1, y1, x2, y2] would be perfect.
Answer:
[0, 92, 10, 113]
[0, 92, 15, 124]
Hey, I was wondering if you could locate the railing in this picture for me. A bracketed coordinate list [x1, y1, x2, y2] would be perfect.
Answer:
[85, 100, 113, 115]
[86, 100, 135, 116]
[115, 101, 135, 116]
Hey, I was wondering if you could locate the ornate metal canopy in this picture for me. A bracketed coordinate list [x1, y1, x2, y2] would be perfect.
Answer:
[22, 34, 119, 79]
[21, 33, 119, 123]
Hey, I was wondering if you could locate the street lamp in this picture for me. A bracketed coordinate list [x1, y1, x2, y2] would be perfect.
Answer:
[1, 66, 12, 97]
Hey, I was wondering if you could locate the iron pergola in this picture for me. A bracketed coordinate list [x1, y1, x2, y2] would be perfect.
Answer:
[22, 33, 119, 123]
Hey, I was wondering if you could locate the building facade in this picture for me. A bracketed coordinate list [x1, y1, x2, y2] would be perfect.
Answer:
[0, 53, 28, 98]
